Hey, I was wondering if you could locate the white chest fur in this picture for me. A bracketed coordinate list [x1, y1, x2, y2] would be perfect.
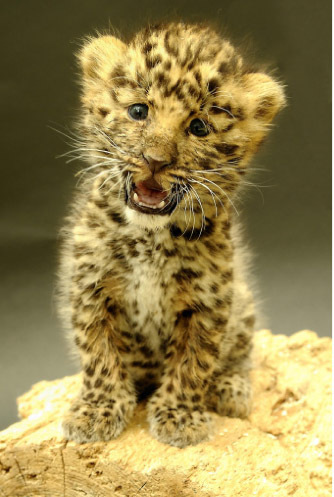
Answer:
[123, 233, 181, 351]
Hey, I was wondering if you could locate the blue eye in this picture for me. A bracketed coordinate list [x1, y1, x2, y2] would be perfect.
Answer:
[128, 104, 148, 121]
[189, 118, 210, 137]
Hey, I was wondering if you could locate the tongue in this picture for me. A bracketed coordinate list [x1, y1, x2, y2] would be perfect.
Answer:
[134, 178, 168, 206]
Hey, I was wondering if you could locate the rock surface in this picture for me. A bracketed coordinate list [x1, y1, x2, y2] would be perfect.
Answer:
[0, 330, 331, 497]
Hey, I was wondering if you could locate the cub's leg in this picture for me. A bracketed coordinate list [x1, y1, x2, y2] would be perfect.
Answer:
[206, 368, 252, 418]
[147, 306, 227, 447]
[207, 317, 254, 418]
[61, 283, 136, 443]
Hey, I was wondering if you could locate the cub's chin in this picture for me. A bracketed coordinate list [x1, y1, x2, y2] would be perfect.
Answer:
[124, 205, 173, 230]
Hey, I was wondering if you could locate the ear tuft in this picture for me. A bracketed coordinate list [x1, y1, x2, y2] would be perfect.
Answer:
[77, 35, 126, 80]
[242, 73, 286, 123]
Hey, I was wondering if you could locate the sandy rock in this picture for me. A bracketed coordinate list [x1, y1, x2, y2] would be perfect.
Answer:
[0, 330, 331, 496]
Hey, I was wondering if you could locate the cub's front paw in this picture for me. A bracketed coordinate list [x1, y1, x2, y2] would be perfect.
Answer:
[62, 400, 131, 443]
[148, 403, 211, 448]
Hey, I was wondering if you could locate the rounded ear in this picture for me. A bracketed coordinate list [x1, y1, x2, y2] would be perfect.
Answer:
[242, 72, 286, 123]
[77, 35, 127, 80]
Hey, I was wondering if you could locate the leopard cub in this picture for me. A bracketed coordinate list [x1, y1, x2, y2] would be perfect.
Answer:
[58, 22, 285, 447]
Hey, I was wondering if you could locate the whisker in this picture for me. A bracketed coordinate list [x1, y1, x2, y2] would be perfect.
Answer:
[211, 106, 235, 119]
[195, 176, 239, 216]
[189, 185, 205, 239]
[182, 180, 196, 237]
[93, 126, 126, 156]
[59, 147, 117, 159]
[179, 182, 193, 233]
[48, 125, 84, 147]
[189, 178, 219, 217]
[75, 161, 114, 176]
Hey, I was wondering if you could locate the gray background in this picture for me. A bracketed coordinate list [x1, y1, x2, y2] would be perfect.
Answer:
[0, 0, 331, 430]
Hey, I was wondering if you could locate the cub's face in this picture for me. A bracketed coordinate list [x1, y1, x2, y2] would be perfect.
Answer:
[76, 23, 285, 228]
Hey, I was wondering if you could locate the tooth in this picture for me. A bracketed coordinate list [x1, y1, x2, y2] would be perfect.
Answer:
[157, 200, 165, 208]
[133, 192, 139, 202]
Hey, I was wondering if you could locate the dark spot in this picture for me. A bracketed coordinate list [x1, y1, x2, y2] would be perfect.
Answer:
[110, 64, 126, 80]
[218, 62, 230, 75]
[213, 316, 228, 327]
[227, 155, 243, 165]
[170, 217, 213, 241]
[121, 330, 132, 340]
[187, 84, 200, 99]
[236, 332, 251, 347]
[106, 301, 118, 314]
[101, 366, 110, 377]
[194, 301, 211, 313]
[181, 308, 194, 319]
[84, 392, 95, 401]
[103, 384, 114, 393]
[243, 315, 255, 328]
[84, 379, 91, 389]
[146, 55, 162, 70]
[174, 268, 203, 283]
[155, 71, 169, 87]
[166, 383, 174, 393]
[94, 199, 109, 210]
[164, 248, 178, 257]
[139, 345, 153, 357]
[235, 107, 245, 120]
[208, 78, 220, 94]
[174, 87, 186, 102]
[109, 211, 125, 224]
[223, 123, 234, 132]
[120, 371, 128, 380]
[194, 71, 202, 86]
[131, 360, 159, 369]
[142, 42, 155, 54]
[134, 333, 144, 344]
[255, 96, 275, 119]
[214, 143, 239, 156]
[210, 261, 219, 272]
[164, 60, 172, 71]
[210, 283, 219, 293]
[98, 108, 109, 117]
[221, 270, 233, 284]
[84, 364, 95, 377]
[165, 350, 174, 360]
[196, 357, 210, 371]
[199, 158, 212, 169]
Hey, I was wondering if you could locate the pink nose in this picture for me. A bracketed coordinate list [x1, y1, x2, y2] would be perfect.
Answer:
[143, 154, 171, 174]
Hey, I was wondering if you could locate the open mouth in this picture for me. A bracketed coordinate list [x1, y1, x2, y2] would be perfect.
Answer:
[126, 177, 182, 215]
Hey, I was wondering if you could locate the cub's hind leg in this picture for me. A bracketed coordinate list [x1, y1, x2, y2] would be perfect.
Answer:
[206, 367, 252, 418]
[207, 313, 254, 419]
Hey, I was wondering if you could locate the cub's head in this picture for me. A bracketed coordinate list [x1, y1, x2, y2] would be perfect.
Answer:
[76, 23, 285, 228]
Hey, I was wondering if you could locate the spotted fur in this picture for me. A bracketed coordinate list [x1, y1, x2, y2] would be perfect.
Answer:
[58, 22, 285, 447]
